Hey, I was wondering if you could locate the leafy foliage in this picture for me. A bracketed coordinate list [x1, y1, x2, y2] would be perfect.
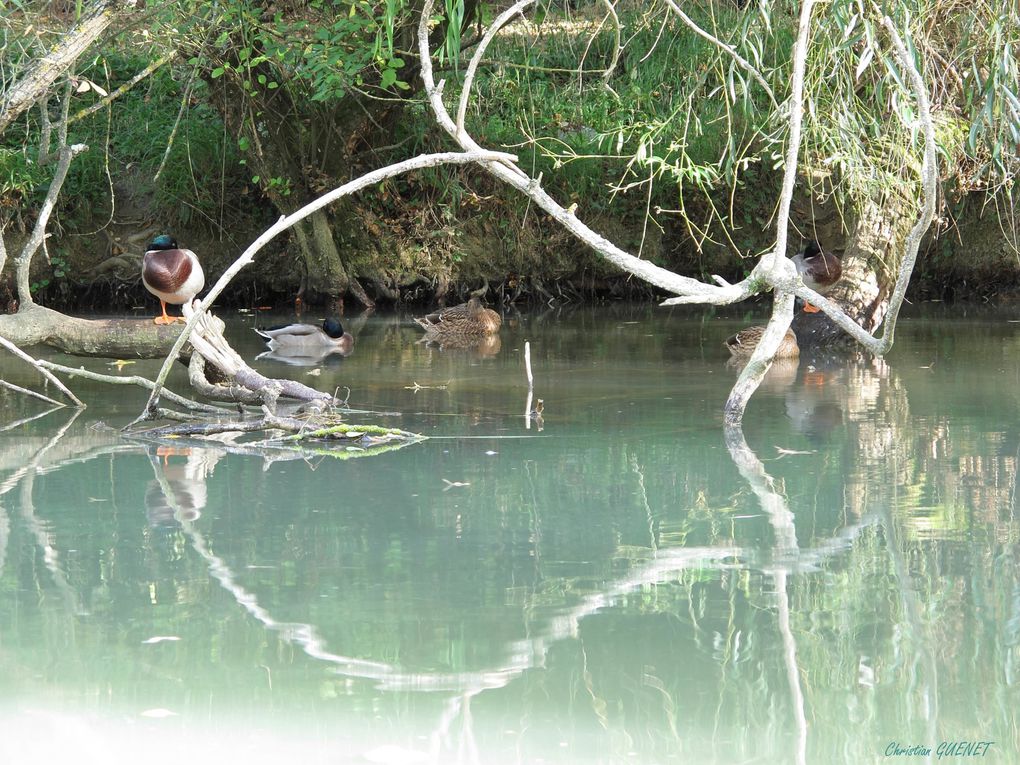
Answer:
[455, 0, 1019, 249]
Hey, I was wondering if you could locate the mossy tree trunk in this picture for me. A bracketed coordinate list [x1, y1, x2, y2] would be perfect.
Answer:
[794, 192, 915, 348]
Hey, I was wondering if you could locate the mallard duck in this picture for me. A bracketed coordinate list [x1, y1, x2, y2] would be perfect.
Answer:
[792, 241, 842, 313]
[725, 326, 800, 359]
[255, 317, 354, 354]
[142, 235, 205, 325]
[414, 296, 501, 338]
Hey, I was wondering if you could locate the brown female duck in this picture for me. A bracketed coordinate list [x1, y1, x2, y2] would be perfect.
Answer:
[725, 326, 800, 359]
[414, 296, 501, 338]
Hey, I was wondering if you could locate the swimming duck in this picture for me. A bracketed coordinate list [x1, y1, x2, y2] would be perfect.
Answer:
[255, 317, 354, 354]
[792, 241, 842, 312]
[725, 326, 800, 359]
[142, 235, 205, 325]
[414, 296, 502, 338]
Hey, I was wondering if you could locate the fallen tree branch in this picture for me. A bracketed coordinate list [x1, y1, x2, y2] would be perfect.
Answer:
[132, 413, 424, 449]
[188, 353, 263, 407]
[35, 358, 222, 413]
[185, 307, 333, 411]
[0, 305, 184, 357]
[0, 0, 136, 135]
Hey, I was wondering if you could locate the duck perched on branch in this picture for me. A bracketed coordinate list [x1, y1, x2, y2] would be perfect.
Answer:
[142, 235, 205, 325]
[725, 326, 800, 359]
[414, 290, 501, 339]
[792, 241, 842, 313]
[255, 317, 354, 354]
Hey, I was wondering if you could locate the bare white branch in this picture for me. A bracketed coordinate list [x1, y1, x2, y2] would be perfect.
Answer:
[14, 142, 88, 306]
[420, 0, 743, 302]
[872, 17, 938, 352]
[36, 358, 222, 413]
[456, 0, 534, 136]
[600, 0, 624, 87]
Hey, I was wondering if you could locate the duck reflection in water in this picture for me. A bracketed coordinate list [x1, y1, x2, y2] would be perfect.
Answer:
[419, 332, 502, 358]
[255, 317, 355, 367]
[145, 446, 223, 527]
[785, 369, 845, 442]
[723, 325, 802, 395]
[256, 344, 353, 367]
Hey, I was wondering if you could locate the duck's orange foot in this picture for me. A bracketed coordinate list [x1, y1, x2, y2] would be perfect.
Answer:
[153, 315, 176, 325]
[802, 302, 821, 313]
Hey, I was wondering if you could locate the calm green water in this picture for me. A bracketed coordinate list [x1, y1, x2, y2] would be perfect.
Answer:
[1, 304, 1018, 764]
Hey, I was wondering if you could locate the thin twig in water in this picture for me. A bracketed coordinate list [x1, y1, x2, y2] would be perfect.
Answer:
[0, 379, 64, 408]
[774, 446, 816, 458]
[405, 380, 451, 391]
[0, 336, 84, 406]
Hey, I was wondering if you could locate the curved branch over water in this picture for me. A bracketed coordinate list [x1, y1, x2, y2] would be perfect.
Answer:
[137, 150, 518, 421]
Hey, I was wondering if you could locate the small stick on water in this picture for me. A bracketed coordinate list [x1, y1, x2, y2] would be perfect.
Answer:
[524, 340, 534, 430]
[524, 341, 534, 391]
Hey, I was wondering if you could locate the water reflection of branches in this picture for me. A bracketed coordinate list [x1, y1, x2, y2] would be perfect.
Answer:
[130, 410, 897, 765]
[0, 408, 86, 614]
[724, 422, 807, 765]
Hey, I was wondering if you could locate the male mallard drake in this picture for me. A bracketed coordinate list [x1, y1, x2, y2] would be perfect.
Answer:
[725, 326, 800, 359]
[255, 317, 354, 354]
[142, 235, 205, 325]
[414, 296, 501, 338]
[792, 241, 842, 313]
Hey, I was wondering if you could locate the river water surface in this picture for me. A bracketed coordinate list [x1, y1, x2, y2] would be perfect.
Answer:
[0, 304, 1018, 764]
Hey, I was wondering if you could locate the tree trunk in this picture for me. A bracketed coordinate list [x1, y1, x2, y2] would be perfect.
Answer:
[206, 63, 378, 307]
[290, 209, 374, 307]
[793, 193, 915, 349]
